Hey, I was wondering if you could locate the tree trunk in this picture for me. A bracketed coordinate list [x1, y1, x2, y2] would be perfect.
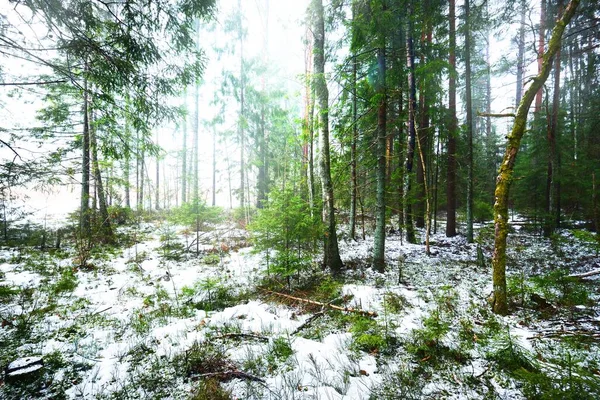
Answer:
[405, 1, 417, 245]
[516, 0, 526, 108]
[90, 111, 114, 241]
[373, 45, 387, 273]
[238, 0, 246, 211]
[446, 0, 458, 238]
[212, 125, 217, 207]
[155, 132, 160, 211]
[465, 0, 474, 243]
[312, 0, 343, 274]
[350, 53, 358, 240]
[535, 0, 547, 113]
[416, 11, 431, 230]
[182, 87, 188, 204]
[491, 0, 579, 315]
[80, 70, 91, 239]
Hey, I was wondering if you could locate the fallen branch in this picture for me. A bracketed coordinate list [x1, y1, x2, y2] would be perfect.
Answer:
[262, 289, 378, 317]
[568, 269, 600, 279]
[529, 330, 600, 341]
[292, 311, 325, 335]
[212, 333, 270, 342]
[196, 369, 266, 383]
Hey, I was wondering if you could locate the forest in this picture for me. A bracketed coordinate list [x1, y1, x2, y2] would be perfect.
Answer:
[0, 0, 599, 398]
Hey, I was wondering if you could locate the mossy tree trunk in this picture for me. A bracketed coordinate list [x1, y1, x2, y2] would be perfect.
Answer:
[491, 0, 579, 315]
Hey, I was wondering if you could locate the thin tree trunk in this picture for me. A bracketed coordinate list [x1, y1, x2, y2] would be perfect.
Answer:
[312, 0, 343, 273]
[465, 0, 474, 243]
[416, 11, 431, 230]
[552, 0, 563, 232]
[90, 110, 114, 241]
[155, 132, 160, 211]
[516, 0, 526, 108]
[491, 0, 579, 315]
[212, 125, 217, 207]
[405, 1, 417, 244]
[80, 69, 91, 238]
[446, 0, 458, 238]
[350, 53, 358, 240]
[182, 87, 188, 204]
[433, 130, 440, 234]
[238, 0, 246, 211]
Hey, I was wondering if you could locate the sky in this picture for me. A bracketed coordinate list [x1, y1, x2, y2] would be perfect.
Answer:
[0, 0, 540, 220]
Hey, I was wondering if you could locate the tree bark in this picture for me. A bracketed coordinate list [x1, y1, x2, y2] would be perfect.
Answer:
[446, 0, 457, 238]
[491, 0, 579, 315]
[312, 0, 343, 274]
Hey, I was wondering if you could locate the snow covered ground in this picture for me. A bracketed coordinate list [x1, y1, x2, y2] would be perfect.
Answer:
[1, 218, 599, 399]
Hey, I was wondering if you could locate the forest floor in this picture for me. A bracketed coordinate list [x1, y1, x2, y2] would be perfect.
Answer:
[1, 213, 599, 399]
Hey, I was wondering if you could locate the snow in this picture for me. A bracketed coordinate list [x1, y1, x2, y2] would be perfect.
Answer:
[1, 219, 599, 399]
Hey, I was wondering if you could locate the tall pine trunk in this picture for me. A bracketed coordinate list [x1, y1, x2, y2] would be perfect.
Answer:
[465, 0, 474, 243]
[405, 0, 417, 245]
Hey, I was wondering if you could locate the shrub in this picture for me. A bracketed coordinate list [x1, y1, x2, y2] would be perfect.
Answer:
[249, 186, 321, 288]
[473, 200, 494, 222]
[107, 205, 135, 225]
[168, 202, 223, 230]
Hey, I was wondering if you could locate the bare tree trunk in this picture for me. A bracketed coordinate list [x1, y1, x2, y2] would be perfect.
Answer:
[491, 0, 579, 315]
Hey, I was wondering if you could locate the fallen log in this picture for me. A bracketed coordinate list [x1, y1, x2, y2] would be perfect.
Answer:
[212, 333, 270, 342]
[569, 269, 600, 279]
[262, 289, 378, 317]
